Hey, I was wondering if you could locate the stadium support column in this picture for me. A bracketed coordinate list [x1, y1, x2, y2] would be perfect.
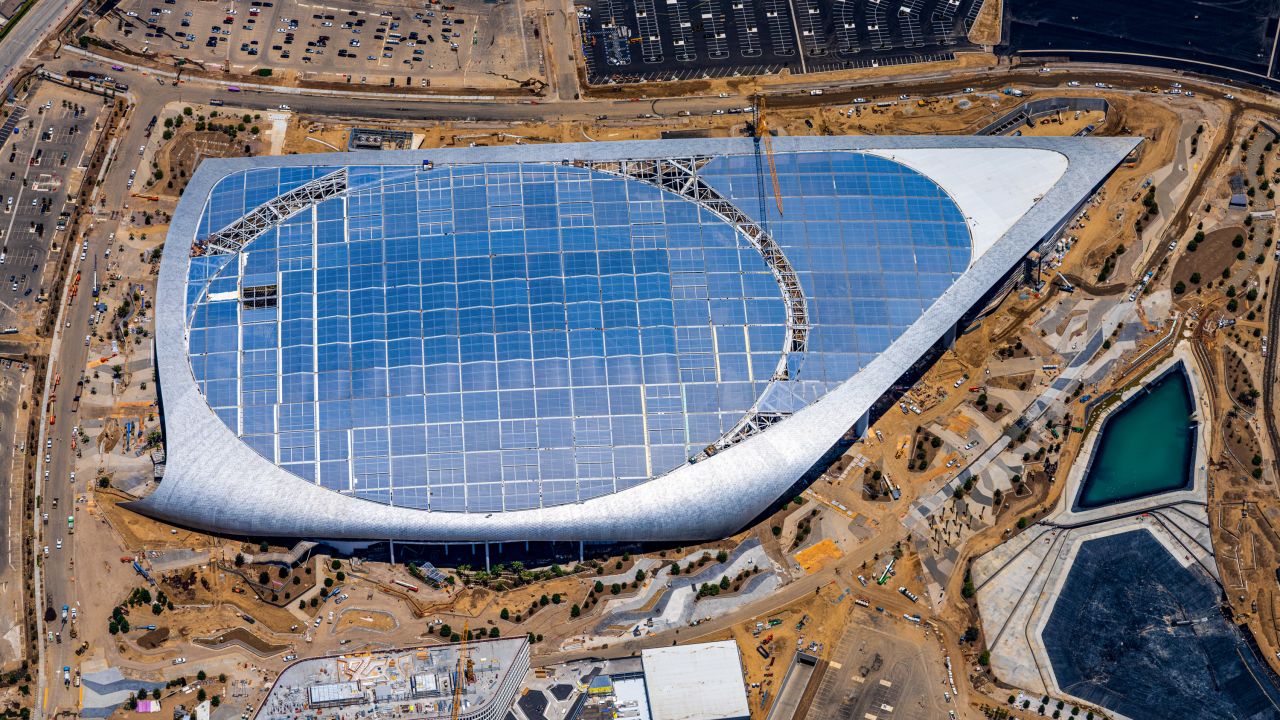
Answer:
[854, 411, 869, 439]
[943, 322, 958, 350]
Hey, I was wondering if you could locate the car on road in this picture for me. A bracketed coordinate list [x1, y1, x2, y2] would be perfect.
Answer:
[63, 667, 70, 686]
[172, 657, 186, 665]
[283, 654, 296, 661]
[56, 539, 61, 550]
[43, 545, 48, 555]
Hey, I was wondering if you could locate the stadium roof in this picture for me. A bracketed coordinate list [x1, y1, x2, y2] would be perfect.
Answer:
[134, 136, 1138, 542]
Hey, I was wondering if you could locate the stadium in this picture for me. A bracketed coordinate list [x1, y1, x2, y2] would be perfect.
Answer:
[134, 136, 1138, 543]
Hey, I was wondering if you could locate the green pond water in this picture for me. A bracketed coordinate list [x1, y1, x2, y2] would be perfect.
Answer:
[1075, 366, 1196, 510]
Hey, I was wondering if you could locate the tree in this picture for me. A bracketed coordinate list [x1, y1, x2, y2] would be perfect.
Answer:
[500, 608, 510, 621]
[331, 559, 341, 570]
[450, 633, 461, 643]
[1017, 517, 1028, 529]
[211, 697, 221, 708]
[570, 604, 581, 618]
[716, 549, 729, 563]
[551, 593, 561, 605]
[594, 580, 604, 593]
[539, 594, 549, 606]
[323, 577, 334, 588]
[234, 553, 245, 567]
[488, 627, 499, 638]
[197, 689, 207, 702]
[197, 670, 207, 682]
[635, 569, 646, 583]
[299, 600, 306, 610]
[610, 583, 621, 595]
[978, 650, 990, 666]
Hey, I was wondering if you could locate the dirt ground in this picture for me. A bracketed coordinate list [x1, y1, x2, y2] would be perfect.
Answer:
[967, 0, 1002, 45]
[335, 609, 397, 634]
[1172, 226, 1249, 291]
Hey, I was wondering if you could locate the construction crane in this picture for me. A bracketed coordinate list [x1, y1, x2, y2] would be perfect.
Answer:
[752, 96, 785, 217]
[451, 621, 470, 720]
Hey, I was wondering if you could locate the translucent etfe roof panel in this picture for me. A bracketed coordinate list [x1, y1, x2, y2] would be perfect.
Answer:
[183, 152, 970, 513]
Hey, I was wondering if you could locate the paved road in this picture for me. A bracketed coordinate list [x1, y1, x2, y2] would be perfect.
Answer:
[0, 0, 79, 94]
[37, 91, 136, 719]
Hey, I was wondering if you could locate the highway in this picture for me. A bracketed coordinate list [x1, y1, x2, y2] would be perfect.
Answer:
[0, 0, 79, 94]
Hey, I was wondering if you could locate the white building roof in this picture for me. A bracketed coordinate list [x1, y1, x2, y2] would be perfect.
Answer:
[641, 641, 749, 720]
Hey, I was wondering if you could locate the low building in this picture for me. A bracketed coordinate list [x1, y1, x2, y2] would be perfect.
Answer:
[641, 641, 749, 720]
[307, 682, 364, 708]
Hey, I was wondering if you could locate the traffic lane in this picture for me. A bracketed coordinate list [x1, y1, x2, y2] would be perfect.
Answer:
[44, 240, 113, 711]
[41, 225, 110, 712]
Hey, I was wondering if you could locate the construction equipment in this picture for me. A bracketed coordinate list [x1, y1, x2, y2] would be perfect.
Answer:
[451, 621, 470, 720]
[752, 97, 784, 217]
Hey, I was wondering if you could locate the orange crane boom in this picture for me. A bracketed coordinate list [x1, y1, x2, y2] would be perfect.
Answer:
[756, 97, 784, 216]
[451, 621, 470, 720]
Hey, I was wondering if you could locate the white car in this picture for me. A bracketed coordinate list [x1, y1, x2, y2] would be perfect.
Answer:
[56, 539, 62, 550]
[172, 658, 186, 665]
[1066, 81, 1079, 87]
[962, 87, 974, 93]
[69, 472, 75, 482]
[138, 145, 145, 156]
[43, 546, 48, 555]
[278, 104, 291, 110]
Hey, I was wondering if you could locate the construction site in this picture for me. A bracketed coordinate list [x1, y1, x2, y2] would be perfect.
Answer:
[256, 638, 529, 720]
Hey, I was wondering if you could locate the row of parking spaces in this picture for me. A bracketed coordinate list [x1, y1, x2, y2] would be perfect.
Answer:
[580, 0, 981, 81]
[0, 93, 100, 323]
[95, 0, 524, 86]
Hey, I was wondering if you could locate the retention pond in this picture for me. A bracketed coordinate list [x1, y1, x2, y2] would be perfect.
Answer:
[1075, 364, 1195, 510]
[1043, 530, 1280, 720]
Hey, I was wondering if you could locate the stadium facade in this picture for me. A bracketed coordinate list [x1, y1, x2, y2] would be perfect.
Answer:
[136, 136, 1138, 542]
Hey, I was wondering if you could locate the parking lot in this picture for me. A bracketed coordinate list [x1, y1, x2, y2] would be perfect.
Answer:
[579, 0, 986, 83]
[90, 0, 541, 89]
[0, 85, 102, 331]
[809, 608, 953, 720]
